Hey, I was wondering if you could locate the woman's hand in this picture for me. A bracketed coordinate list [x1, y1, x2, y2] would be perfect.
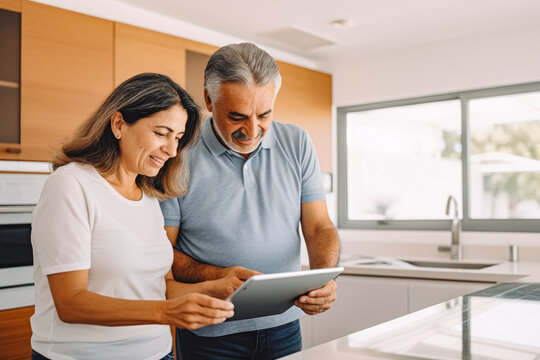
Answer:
[218, 266, 262, 281]
[200, 276, 245, 299]
[163, 293, 234, 329]
[200, 266, 262, 299]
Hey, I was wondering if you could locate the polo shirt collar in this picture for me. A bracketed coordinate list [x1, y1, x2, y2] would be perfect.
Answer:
[202, 117, 276, 156]
[202, 117, 227, 156]
[261, 122, 276, 149]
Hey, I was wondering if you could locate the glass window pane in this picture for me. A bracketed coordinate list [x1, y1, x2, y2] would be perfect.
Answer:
[469, 91, 540, 219]
[346, 100, 462, 220]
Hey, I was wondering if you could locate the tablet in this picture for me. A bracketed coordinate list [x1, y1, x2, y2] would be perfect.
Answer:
[225, 267, 344, 321]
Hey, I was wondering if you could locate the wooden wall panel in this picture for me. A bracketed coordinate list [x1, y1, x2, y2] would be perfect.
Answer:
[274, 61, 333, 173]
[0, 306, 34, 360]
[115, 23, 186, 87]
[20, 1, 113, 161]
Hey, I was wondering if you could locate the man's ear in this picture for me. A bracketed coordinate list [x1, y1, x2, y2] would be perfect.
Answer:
[110, 112, 125, 139]
[204, 88, 213, 113]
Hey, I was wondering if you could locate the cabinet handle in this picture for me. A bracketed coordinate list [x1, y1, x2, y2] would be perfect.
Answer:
[6, 147, 22, 154]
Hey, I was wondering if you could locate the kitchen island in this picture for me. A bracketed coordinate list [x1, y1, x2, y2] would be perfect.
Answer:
[284, 282, 540, 359]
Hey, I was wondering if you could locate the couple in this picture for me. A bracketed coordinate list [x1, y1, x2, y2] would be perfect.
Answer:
[30, 43, 340, 360]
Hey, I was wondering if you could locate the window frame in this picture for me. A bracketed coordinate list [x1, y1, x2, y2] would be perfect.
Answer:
[337, 82, 540, 232]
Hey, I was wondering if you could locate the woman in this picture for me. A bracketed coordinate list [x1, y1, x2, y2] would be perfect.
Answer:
[30, 73, 241, 360]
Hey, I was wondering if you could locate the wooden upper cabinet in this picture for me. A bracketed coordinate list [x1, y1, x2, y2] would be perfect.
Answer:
[184, 38, 217, 56]
[274, 61, 332, 173]
[19, 1, 113, 161]
[0, 3, 21, 153]
[3, 0, 332, 165]
[114, 23, 186, 87]
[184, 39, 216, 117]
[0, 0, 21, 12]
[185, 50, 211, 117]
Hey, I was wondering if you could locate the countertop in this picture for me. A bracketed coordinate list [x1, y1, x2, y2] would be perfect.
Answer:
[338, 257, 540, 283]
[282, 282, 540, 359]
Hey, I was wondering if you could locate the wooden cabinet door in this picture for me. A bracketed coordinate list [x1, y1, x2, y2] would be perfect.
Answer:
[274, 62, 332, 173]
[114, 23, 186, 87]
[0, 0, 20, 12]
[0, 2, 21, 155]
[18, 1, 113, 161]
[0, 0, 21, 158]
[0, 306, 34, 360]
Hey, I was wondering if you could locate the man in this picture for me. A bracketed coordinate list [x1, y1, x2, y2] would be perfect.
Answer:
[160, 42, 340, 359]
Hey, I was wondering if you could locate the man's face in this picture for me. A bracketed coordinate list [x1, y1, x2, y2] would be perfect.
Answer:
[205, 82, 276, 157]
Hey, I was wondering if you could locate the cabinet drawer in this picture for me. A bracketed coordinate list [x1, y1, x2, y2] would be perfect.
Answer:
[0, 305, 34, 360]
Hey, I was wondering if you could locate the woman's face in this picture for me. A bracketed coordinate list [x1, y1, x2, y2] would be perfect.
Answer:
[116, 104, 188, 178]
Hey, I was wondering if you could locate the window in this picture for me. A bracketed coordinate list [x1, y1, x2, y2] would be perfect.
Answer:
[338, 83, 540, 232]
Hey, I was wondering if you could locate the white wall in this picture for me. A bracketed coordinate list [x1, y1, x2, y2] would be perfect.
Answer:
[319, 26, 540, 255]
[322, 26, 540, 106]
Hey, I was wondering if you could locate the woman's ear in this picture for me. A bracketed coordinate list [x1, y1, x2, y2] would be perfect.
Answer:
[110, 112, 124, 140]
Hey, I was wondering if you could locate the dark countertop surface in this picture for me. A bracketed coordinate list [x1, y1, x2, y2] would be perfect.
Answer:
[282, 283, 540, 359]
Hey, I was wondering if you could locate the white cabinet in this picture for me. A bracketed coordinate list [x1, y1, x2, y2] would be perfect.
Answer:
[302, 275, 408, 348]
[299, 315, 313, 349]
[300, 275, 494, 349]
[407, 279, 492, 313]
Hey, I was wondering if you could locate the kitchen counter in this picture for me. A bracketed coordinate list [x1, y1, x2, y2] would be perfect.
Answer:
[339, 257, 540, 283]
[282, 282, 540, 359]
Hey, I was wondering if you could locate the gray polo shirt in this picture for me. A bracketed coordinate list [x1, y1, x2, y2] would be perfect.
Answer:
[160, 117, 325, 336]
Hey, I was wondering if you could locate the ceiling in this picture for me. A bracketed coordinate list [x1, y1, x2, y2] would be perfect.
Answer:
[117, 0, 540, 64]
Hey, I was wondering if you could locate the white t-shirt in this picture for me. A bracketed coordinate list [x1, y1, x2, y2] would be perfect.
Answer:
[30, 163, 173, 360]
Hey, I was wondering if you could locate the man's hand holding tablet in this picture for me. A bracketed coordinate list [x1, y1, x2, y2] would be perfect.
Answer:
[225, 267, 344, 321]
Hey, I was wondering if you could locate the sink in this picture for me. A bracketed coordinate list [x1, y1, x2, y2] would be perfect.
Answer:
[347, 257, 500, 270]
[342, 256, 524, 282]
[401, 260, 498, 270]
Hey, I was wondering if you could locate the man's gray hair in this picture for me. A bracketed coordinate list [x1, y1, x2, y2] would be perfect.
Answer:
[204, 42, 282, 104]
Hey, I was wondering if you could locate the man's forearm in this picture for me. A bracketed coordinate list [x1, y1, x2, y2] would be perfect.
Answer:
[305, 225, 340, 269]
[172, 249, 225, 282]
[165, 278, 204, 298]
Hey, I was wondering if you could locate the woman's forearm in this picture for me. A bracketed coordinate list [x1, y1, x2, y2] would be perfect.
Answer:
[55, 288, 234, 330]
[55, 289, 166, 326]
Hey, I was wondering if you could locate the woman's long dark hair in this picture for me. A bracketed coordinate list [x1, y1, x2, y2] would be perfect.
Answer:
[54, 73, 200, 199]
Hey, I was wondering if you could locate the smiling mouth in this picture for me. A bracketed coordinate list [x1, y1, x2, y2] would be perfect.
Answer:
[150, 155, 166, 166]
[236, 138, 255, 144]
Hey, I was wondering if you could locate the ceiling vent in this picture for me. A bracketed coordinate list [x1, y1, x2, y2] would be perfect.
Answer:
[256, 26, 336, 51]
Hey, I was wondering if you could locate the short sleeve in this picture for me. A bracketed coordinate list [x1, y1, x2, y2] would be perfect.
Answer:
[300, 130, 326, 203]
[159, 197, 181, 227]
[31, 170, 92, 276]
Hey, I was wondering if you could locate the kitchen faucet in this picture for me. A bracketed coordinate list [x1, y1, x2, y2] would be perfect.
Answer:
[438, 195, 462, 260]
